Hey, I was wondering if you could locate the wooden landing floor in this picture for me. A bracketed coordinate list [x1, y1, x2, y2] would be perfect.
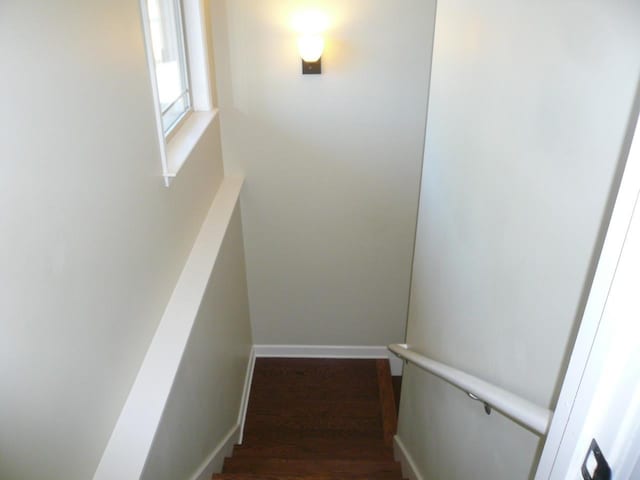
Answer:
[214, 358, 405, 479]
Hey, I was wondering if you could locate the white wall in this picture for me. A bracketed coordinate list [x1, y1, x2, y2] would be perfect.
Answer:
[210, 0, 436, 345]
[398, 0, 640, 479]
[141, 207, 252, 480]
[535, 98, 640, 479]
[0, 2, 234, 479]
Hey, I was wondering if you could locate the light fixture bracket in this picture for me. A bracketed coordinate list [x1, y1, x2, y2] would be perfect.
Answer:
[302, 57, 321, 74]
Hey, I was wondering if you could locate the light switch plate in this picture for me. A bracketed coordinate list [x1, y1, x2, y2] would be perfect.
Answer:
[581, 439, 611, 480]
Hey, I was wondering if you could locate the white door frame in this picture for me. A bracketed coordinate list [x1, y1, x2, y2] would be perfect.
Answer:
[535, 95, 640, 478]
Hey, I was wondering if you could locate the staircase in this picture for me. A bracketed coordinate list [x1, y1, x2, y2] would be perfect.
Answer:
[213, 357, 405, 480]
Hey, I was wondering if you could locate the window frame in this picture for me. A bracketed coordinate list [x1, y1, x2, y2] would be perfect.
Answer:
[140, 0, 217, 186]
[156, 0, 192, 137]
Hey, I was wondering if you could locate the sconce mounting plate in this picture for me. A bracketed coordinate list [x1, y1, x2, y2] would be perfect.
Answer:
[302, 58, 321, 74]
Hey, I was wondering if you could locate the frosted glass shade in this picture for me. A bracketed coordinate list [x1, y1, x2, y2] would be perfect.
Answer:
[298, 35, 324, 62]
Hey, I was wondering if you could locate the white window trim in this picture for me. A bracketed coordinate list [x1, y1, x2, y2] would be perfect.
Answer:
[140, 0, 217, 186]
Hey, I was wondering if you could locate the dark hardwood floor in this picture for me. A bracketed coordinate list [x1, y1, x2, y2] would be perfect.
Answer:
[213, 358, 405, 479]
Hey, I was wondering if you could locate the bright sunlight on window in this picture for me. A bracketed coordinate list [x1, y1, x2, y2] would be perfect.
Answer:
[141, 0, 215, 185]
[146, 0, 191, 134]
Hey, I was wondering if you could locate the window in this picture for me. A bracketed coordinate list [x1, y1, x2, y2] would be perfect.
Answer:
[146, 0, 192, 134]
[141, 0, 215, 185]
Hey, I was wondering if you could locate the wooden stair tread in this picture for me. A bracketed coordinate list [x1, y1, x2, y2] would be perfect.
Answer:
[215, 358, 403, 480]
[246, 398, 381, 418]
[251, 371, 379, 387]
[242, 429, 387, 443]
[245, 413, 383, 434]
[251, 358, 380, 375]
[223, 458, 402, 477]
[232, 438, 393, 460]
[248, 385, 380, 402]
[214, 474, 404, 480]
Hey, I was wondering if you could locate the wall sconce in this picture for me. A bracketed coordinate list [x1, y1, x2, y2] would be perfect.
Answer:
[293, 11, 328, 75]
[298, 34, 324, 74]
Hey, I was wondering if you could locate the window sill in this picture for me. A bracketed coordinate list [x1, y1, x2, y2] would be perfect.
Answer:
[163, 109, 218, 186]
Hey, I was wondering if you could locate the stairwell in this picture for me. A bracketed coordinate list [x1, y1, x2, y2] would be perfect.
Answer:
[213, 358, 405, 480]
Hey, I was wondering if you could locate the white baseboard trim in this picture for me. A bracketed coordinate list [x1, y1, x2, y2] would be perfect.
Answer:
[237, 347, 256, 445]
[189, 423, 240, 480]
[253, 344, 404, 376]
[394, 435, 424, 480]
[189, 345, 256, 479]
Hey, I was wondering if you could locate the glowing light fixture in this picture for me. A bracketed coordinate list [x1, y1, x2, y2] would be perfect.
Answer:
[293, 11, 328, 74]
[298, 35, 324, 63]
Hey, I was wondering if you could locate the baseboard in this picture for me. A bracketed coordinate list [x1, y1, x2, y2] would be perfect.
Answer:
[236, 347, 256, 445]
[189, 423, 240, 480]
[253, 344, 404, 376]
[189, 345, 255, 479]
[394, 435, 424, 480]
